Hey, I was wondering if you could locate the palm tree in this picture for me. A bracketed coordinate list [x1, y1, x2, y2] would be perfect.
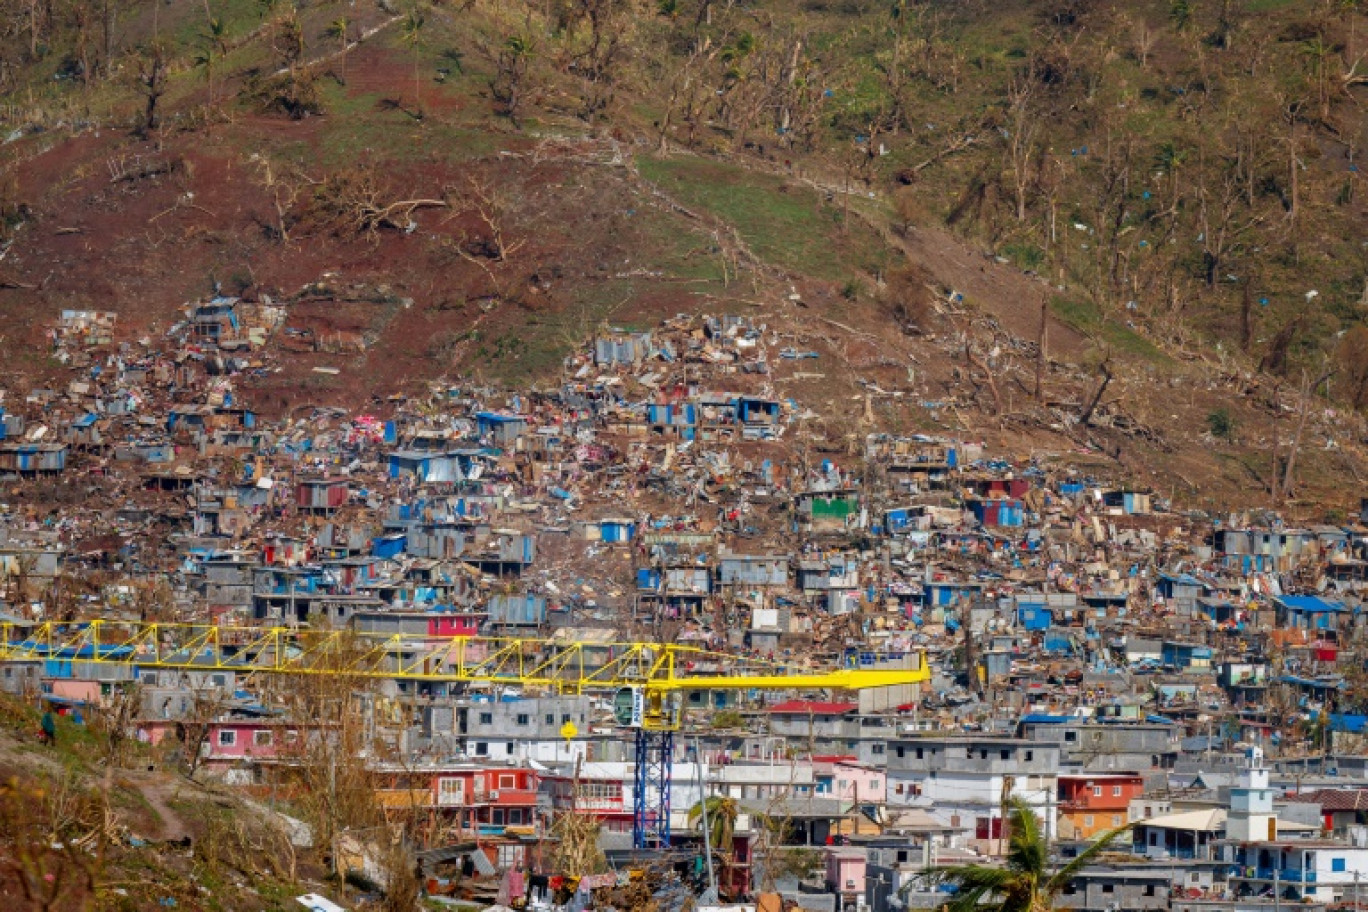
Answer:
[927, 798, 1131, 912]
[326, 16, 351, 85]
[687, 794, 739, 857]
[401, 7, 426, 115]
[196, 17, 227, 106]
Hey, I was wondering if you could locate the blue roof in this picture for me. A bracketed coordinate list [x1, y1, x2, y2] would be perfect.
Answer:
[1331, 713, 1368, 733]
[1018, 713, 1072, 725]
[1277, 595, 1347, 613]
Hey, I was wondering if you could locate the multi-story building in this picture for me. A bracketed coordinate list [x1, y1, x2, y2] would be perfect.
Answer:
[1058, 772, 1146, 839]
[886, 736, 1061, 847]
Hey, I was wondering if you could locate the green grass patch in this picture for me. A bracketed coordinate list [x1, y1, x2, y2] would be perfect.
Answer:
[636, 154, 892, 280]
[1050, 296, 1171, 363]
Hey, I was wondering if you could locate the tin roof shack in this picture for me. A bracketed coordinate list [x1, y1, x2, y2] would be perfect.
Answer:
[1161, 641, 1215, 673]
[1217, 661, 1270, 707]
[55, 310, 117, 349]
[192, 493, 251, 538]
[387, 448, 485, 483]
[0, 443, 67, 475]
[296, 477, 349, 516]
[1101, 490, 1152, 515]
[648, 401, 698, 441]
[0, 411, 25, 441]
[968, 497, 1025, 528]
[62, 413, 105, 449]
[594, 331, 652, 366]
[866, 435, 959, 492]
[187, 297, 239, 345]
[719, 553, 790, 590]
[797, 554, 862, 614]
[1215, 527, 1323, 574]
[474, 412, 528, 448]
[467, 529, 536, 576]
[1276, 595, 1350, 633]
[486, 592, 547, 631]
[796, 490, 862, 534]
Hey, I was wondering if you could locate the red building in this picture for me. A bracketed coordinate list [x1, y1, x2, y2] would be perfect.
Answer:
[1058, 773, 1145, 839]
[374, 762, 540, 839]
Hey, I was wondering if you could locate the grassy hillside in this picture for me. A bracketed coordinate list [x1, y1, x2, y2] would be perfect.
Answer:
[0, 0, 1366, 510]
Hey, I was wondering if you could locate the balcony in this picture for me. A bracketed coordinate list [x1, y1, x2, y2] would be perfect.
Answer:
[1243, 867, 1315, 883]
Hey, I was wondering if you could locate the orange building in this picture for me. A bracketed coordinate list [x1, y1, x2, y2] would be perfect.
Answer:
[1058, 773, 1145, 839]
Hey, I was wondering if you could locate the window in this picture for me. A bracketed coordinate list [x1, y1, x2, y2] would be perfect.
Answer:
[505, 742, 514, 755]
[1064, 730, 1078, 743]
[546, 714, 555, 725]
[895, 783, 905, 795]
[1144, 885, 1157, 897]
[1093, 786, 1103, 797]
[1113, 785, 1123, 797]
[873, 744, 885, 755]
[1101, 884, 1114, 894]
[915, 747, 923, 759]
[475, 742, 489, 756]
[1112, 815, 1123, 827]
[217, 729, 236, 746]
[1024, 751, 1033, 761]
[499, 774, 516, 789]
[1084, 815, 1094, 828]
[1001, 749, 1011, 760]
[493, 809, 505, 825]
[1333, 858, 1348, 873]
[980, 749, 989, 760]
[897, 850, 909, 863]
[516, 714, 529, 726]
[562, 714, 572, 724]
[285, 730, 299, 744]
[437, 777, 464, 805]
[253, 730, 273, 747]
[478, 712, 493, 725]
[1188, 874, 1201, 885]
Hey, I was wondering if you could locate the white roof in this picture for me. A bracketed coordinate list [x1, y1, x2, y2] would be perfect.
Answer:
[1138, 808, 1226, 832]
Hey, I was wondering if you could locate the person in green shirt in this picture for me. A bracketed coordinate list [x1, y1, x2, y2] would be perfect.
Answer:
[39, 710, 56, 746]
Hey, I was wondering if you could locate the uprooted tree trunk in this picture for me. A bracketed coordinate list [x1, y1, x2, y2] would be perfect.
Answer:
[963, 340, 1003, 417]
[1275, 368, 1331, 503]
[1034, 295, 1048, 402]
[1078, 353, 1114, 426]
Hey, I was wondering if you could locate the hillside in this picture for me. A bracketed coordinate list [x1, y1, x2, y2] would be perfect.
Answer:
[0, 0, 1367, 512]
[0, 695, 333, 911]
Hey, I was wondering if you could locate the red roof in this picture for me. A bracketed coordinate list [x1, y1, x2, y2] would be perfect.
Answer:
[767, 700, 858, 715]
[1284, 789, 1368, 811]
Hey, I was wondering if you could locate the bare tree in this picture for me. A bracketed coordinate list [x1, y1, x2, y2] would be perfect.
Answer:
[131, 40, 169, 137]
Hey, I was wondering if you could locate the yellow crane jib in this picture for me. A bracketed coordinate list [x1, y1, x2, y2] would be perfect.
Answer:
[0, 620, 929, 724]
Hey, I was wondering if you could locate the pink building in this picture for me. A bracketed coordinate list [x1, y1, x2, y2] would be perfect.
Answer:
[812, 757, 886, 803]
[203, 720, 302, 767]
[825, 848, 867, 911]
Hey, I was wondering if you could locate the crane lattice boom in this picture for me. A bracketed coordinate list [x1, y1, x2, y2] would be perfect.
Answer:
[0, 621, 929, 694]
